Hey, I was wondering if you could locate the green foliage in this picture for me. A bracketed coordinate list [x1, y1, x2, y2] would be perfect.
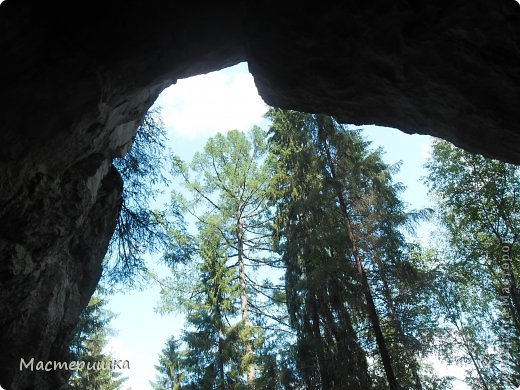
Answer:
[153, 112, 520, 389]
[69, 293, 127, 389]
[104, 107, 174, 288]
[155, 128, 287, 388]
[268, 109, 373, 388]
[424, 139, 520, 388]
[151, 336, 185, 390]
[268, 108, 436, 389]
[182, 222, 243, 388]
[153, 218, 262, 389]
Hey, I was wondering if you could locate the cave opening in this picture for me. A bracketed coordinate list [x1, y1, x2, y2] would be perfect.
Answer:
[98, 62, 439, 389]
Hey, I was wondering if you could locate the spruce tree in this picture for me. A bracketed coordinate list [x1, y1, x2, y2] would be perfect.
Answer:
[268, 109, 372, 389]
[268, 109, 428, 389]
[189, 221, 243, 388]
[153, 220, 243, 389]
[105, 107, 171, 287]
[152, 336, 185, 390]
[69, 294, 127, 389]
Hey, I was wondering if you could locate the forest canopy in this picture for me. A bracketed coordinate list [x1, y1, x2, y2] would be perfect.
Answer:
[152, 109, 519, 389]
[74, 107, 519, 389]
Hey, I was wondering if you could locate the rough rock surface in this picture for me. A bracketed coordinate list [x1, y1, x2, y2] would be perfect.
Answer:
[0, 0, 518, 388]
[0, 162, 122, 389]
[247, 1, 520, 162]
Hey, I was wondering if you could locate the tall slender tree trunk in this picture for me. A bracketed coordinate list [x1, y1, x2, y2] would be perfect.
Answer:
[237, 214, 256, 386]
[322, 140, 399, 390]
[339, 198, 399, 390]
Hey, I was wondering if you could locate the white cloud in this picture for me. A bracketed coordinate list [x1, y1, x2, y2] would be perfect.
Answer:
[155, 65, 268, 140]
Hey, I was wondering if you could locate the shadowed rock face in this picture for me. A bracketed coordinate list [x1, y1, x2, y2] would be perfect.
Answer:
[0, 0, 518, 388]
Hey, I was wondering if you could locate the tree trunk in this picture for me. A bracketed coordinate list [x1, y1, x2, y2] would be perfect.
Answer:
[340, 200, 399, 390]
[322, 140, 399, 390]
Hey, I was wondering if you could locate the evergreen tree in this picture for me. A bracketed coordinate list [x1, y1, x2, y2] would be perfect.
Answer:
[152, 336, 185, 390]
[155, 221, 243, 389]
[268, 109, 429, 389]
[156, 128, 284, 388]
[268, 109, 372, 388]
[317, 119, 429, 388]
[69, 294, 127, 389]
[105, 107, 171, 287]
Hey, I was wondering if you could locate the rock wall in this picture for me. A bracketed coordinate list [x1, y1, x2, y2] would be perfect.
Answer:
[246, 1, 520, 162]
[0, 0, 518, 388]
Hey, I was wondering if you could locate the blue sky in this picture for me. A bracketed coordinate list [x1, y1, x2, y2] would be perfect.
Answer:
[104, 62, 459, 389]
